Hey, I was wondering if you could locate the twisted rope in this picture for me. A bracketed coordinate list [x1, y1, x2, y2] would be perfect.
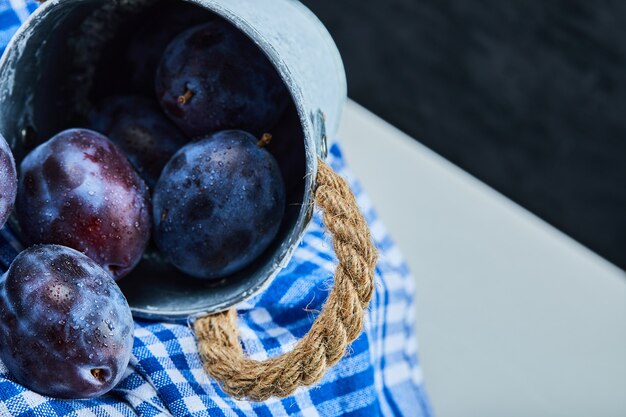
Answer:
[194, 159, 377, 401]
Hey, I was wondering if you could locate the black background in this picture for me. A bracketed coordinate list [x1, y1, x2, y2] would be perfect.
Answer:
[301, 0, 626, 270]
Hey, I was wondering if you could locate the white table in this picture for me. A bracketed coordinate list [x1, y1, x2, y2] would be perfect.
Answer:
[339, 100, 626, 417]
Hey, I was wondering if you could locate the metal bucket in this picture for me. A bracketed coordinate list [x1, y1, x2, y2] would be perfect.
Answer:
[0, 0, 346, 320]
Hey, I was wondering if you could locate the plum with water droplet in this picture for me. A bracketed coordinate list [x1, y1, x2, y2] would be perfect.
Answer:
[155, 21, 289, 138]
[91, 96, 188, 188]
[0, 244, 134, 398]
[153, 130, 285, 279]
[16, 128, 150, 279]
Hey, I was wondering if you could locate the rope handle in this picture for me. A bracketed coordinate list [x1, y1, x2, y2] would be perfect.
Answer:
[194, 159, 378, 401]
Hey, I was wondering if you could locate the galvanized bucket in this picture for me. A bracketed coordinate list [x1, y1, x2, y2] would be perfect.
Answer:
[0, 0, 347, 320]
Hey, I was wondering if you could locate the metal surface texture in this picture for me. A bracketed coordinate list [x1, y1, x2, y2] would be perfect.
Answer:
[0, 0, 346, 320]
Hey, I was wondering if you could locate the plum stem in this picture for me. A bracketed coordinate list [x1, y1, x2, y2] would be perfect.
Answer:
[91, 368, 106, 383]
[178, 88, 194, 105]
[257, 133, 273, 148]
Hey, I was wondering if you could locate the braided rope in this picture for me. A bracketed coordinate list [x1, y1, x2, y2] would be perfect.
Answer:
[194, 159, 377, 401]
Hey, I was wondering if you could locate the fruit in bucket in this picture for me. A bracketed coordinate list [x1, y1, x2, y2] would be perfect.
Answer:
[152, 130, 285, 279]
[0, 0, 296, 400]
[0, 245, 134, 398]
[91, 95, 188, 188]
[155, 21, 289, 137]
[16, 129, 151, 279]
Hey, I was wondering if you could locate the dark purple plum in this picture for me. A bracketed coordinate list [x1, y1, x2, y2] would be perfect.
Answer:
[91, 96, 188, 188]
[16, 129, 150, 279]
[125, 3, 213, 95]
[155, 21, 289, 138]
[0, 244, 134, 398]
[0, 134, 17, 229]
[153, 130, 285, 279]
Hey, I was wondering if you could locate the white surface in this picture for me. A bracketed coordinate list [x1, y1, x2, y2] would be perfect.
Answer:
[339, 100, 626, 417]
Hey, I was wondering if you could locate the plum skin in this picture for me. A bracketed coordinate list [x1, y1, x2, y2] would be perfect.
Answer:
[153, 130, 286, 279]
[155, 21, 289, 138]
[0, 245, 134, 398]
[0, 133, 17, 229]
[91, 96, 188, 188]
[16, 128, 151, 279]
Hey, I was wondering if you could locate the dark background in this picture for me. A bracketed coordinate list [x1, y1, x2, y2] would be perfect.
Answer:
[301, 0, 626, 270]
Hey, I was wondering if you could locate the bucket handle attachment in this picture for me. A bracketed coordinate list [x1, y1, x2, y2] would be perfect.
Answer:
[194, 159, 377, 401]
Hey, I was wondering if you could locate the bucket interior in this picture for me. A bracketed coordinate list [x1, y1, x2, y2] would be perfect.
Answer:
[0, 0, 309, 319]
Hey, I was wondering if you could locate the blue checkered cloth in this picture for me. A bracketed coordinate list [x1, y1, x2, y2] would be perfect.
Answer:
[0, 1, 432, 416]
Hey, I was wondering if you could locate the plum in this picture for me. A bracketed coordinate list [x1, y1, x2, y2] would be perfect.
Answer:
[0, 244, 134, 398]
[0, 133, 17, 229]
[155, 21, 289, 138]
[91, 96, 187, 188]
[153, 130, 285, 279]
[16, 128, 150, 279]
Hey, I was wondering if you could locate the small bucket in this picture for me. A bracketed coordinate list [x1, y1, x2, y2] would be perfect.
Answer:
[0, 0, 376, 400]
